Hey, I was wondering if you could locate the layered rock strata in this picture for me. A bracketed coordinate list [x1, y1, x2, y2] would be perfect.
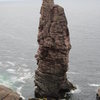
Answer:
[35, 0, 75, 98]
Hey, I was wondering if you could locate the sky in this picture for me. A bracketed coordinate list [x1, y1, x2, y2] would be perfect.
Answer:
[0, 0, 99, 5]
[0, 0, 100, 12]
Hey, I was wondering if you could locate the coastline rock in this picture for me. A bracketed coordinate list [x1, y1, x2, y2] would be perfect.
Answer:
[0, 85, 22, 100]
[98, 88, 100, 96]
[35, 0, 75, 98]
[97, 88, 100, 100]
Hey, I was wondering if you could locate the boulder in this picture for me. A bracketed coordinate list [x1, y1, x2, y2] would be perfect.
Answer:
[97, 88, 100, 100]
[0, 85, 22, 100]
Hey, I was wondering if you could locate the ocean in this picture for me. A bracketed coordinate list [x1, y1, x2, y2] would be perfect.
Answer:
[0, 0, 100, 100]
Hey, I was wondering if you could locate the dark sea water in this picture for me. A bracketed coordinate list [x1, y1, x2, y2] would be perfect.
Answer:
[0, 0, 100, 100]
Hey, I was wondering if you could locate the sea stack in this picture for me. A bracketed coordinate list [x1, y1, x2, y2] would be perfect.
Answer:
[35, 0, 75, 98]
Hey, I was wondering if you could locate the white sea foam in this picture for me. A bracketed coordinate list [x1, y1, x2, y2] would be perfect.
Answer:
[10, 76, 25, 84]
[88, 83, 100, 87]
[0, 75, 24, 98]
[71, 85, 81, 94]
[6, 69, 16, 74]
[6, 61, 15, 66]
[17, 72, 32, 83]
[10, 73, 31, 84]
[17, 86, 25, 100]
[67, 71, 80, 75]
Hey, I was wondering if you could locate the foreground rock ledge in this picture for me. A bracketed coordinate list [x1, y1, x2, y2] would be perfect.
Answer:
[0, 85, 22, 100]
[34, 0, 75, 98]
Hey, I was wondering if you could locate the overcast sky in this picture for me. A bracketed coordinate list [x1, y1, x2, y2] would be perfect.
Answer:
[0, 0, 100, 10]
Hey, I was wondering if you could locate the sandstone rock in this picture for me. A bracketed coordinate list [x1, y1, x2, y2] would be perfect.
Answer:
[0, 85, 22, 100]
[35, 0, 75, 98]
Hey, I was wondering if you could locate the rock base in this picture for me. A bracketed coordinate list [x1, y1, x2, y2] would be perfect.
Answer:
[29, 92, 72, 100]
[35, 80, 76, 98]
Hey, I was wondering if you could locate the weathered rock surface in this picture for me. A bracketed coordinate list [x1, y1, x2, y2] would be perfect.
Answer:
[35, 0, 75, 98]
[0, 85, 22, 100]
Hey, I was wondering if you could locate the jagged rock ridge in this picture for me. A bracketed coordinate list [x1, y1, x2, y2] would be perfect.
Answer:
[35, 0, 75, 98]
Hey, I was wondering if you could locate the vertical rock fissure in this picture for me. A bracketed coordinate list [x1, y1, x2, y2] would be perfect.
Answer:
[35, 0, 75, 98]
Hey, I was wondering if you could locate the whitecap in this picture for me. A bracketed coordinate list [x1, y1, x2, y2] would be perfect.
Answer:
[6, 61, 15, 66]
[6, 69, 16, 74]
[88, 83, 100, 87]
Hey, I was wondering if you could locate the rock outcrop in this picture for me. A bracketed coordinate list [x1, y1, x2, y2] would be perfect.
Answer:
[0, 85, 22, 100]
[96, 88, 100, 100]
[98, 88, 100, 96]
[35, 0, 75, 98]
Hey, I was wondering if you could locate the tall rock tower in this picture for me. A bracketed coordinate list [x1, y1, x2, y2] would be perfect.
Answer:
[35, 0, 75, 98]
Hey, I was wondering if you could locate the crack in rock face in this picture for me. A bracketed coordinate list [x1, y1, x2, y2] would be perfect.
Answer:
[35, 0, 75, 98]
